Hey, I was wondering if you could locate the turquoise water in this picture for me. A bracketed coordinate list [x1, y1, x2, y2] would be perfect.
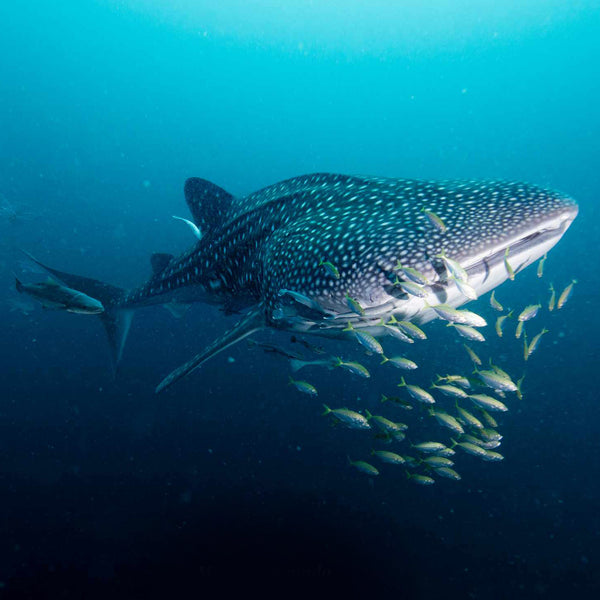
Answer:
[0, 2, 599, 597]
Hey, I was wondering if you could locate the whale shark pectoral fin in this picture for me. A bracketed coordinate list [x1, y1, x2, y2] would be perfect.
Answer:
[155, 306, 265, 394]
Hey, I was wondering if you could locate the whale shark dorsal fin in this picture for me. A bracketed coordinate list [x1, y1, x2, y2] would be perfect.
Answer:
[184, 177, 234, 232]
[150, 253, 174, 276]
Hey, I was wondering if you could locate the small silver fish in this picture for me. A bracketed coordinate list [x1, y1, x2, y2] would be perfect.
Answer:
[479, 409, 498, 428]
[476, 368, 517, 393]
[379, 318, 415, 344]
[525, 328, 549, 360]
[433, 447, 456, 458]
[422, 455, 454, 468]
[365, 410, 407, 434]
[319, 260, 341, 279]
[548, 283, 556, 311]
[428, 409, 464, 434]
[537, 253, 547, 278]
[495, 312, 512, 338]
[371, 450, 406, 465]
[344, 322, 384, 354]
[515, 320, 524, 339]
[433, 466, 461, 480]
[396, 280, 429, 298]
[490, 290, 504, 312]
[394, 318, 427, 340]
[430, 383, 469, 399]
[323, 406, 370, 429]
[455, 404, 484, 429]
[422, 208, 447, 233]
[557, 279, 577, 309]
[398, 377, 435, 405]
[452, 276, 478, 300]
[436, 374, 471, 389]
[288, 377, 318, 396]
[448, 323, 485, 342]
[381, 356, 418, 370]
[407, 472, 436, 485]
[468, 394, 508, 412]
[479, 428, 503, 442]
[518, 304, 541, 322]
[348, 457, 379, 475]
[451, 439, 488, 457]
[516, 375, 525, 400]
[481, 450, 504, 462]
[463, 344, 482, 366]
[411, 441, 448, 454]
[344, 293, 365, 316]
[504, 248, 515, 281]
[334, 358, 371, 378]
[393, 261, 430, 285]
[428, 303, 487, 327]
[436, 249, 467, 282]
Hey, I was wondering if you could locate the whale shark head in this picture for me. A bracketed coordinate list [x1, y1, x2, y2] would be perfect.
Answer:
[263, 176, 578, 330]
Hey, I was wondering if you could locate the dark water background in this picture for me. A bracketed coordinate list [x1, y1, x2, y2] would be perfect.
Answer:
[1, 2, 599, 598]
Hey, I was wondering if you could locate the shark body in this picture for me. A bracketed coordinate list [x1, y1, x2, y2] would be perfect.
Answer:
[15, 276, 104, 314]
[25, 173, 578, 392]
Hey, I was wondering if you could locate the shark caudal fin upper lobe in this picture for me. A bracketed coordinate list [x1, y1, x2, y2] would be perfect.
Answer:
[21, 251, 132, 367]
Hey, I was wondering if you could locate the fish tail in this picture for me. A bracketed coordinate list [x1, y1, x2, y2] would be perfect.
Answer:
[322, 404, 331, 416]
[21, 250, 131, 370]
[398, 376, 406, 387]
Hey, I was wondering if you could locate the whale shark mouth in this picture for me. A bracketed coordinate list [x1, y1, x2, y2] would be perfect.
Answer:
[464, 202, 578, 286]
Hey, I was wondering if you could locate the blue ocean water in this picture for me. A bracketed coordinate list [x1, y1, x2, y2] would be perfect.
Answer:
[1, 1, 599, 597]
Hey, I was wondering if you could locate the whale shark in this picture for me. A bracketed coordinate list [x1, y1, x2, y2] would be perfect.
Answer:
[24, 173, 578, 392]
